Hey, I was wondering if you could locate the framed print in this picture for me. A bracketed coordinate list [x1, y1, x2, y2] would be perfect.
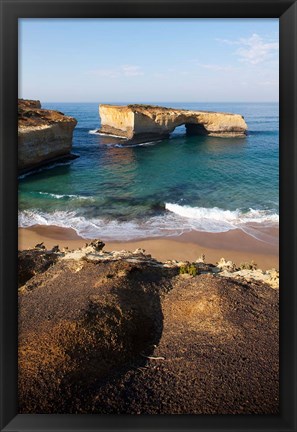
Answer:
[0, 0, 296, 431]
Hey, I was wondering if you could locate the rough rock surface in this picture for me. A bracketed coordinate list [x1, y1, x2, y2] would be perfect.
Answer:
[98, 104, 247, 142]
[18, 98, 41, 110]
[18, 99, 77, 173]
[18, 244, 278, 414]
[18, 247, 58, 287]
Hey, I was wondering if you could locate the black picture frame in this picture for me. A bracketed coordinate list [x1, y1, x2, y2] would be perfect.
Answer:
[0, 1, 296, 431]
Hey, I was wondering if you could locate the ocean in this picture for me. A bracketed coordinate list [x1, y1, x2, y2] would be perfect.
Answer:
[18, 102, 279, 242]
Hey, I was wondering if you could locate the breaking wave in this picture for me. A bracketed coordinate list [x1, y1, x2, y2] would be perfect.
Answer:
[165, 203, 279, 226]
[18, 203, 279, 242]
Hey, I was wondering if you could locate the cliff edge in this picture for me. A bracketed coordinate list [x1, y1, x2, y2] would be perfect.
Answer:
[18, 99, 78, 173]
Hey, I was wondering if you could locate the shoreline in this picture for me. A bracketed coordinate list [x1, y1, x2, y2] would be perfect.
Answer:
[18, 224, 279, 271]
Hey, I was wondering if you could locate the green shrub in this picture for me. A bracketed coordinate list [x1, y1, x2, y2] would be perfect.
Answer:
[179, 263, 198, 276]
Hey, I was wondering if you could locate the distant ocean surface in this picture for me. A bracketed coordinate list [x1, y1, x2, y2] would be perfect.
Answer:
[18, 102, 279, 242]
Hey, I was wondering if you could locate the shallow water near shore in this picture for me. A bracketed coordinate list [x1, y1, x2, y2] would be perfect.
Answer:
[18, 102, 279, 242]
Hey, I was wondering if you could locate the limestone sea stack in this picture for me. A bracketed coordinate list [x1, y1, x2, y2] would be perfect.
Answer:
[98, 104, 248, 143]
[18, 99, 78, 173]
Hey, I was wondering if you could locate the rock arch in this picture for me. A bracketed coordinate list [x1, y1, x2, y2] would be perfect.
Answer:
[98, 104, 248, 143]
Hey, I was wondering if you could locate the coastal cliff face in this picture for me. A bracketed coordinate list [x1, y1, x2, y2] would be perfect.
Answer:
[98, 104, 248, 141]
[18, 99, 77, 172]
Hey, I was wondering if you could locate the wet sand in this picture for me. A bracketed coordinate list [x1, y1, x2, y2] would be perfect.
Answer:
[18, 225, 279, 271]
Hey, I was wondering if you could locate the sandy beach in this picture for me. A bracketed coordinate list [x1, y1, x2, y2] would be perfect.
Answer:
[18, 225, 279, 271]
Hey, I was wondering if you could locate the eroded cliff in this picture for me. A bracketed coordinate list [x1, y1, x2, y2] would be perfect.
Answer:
[98, 104, 247, 142]
[18, 99, 78, 173]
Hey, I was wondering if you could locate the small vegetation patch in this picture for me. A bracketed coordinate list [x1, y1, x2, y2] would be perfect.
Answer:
[179, 263, 198, 277]
[128, 104, 174, 111]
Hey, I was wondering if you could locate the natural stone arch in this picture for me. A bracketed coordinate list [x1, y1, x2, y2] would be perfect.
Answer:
[98, 104, 247, 143]
[168, 120, 209, 137]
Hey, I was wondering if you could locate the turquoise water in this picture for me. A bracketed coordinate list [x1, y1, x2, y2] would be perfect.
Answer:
[18, 102, 279, 241]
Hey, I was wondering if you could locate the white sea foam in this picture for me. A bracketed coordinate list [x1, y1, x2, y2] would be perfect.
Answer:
[165, 203, 240, 223]
[18, 203, 279, 242]
[163, 203, 279, 244]
[18, 210, 164, 240]
[88, 129, 128, 139]
[88, 129, 160, 147]
[36, 192, 93, 201]
[165, 203, 279, 229]
[114, 140, 161, 148]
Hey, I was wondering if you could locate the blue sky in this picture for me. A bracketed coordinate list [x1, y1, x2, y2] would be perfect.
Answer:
[19, 19, 279, 103]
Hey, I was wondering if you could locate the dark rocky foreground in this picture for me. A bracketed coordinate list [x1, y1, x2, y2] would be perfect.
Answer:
[18, 243, 279, 414]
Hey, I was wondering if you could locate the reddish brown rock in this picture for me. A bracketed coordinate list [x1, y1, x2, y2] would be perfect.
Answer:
[18, 98, 41, 110]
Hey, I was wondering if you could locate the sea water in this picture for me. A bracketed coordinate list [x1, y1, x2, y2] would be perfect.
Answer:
[18, 102, 279, 241]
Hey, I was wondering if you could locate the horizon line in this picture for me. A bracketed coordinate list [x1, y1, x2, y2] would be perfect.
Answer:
[38, 100, 279, 104]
